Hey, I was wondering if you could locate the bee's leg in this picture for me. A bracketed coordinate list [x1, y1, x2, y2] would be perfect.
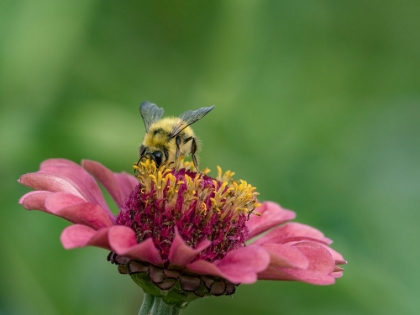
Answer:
[175, 136, 181, 168]
[191, 138, 199, 172]
[134, 158, 141, 173]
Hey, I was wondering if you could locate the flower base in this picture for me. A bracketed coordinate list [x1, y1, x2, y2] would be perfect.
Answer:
[109, 252, 236, 309]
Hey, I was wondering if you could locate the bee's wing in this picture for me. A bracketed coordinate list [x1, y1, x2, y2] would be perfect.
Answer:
[169, 105, 215, 137]
[139, 101, 164, 132]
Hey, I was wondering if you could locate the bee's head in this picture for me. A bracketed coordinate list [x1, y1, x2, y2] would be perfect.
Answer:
[139, 145, 167, 168]
[142, 151, 163, 167]
[150, 151, 163, 167]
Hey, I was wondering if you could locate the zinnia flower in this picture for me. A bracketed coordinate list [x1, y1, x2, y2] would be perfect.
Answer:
[18, 158, 346, 314]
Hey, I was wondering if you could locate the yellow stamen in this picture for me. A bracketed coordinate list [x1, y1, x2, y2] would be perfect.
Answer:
[201, 167, 211, 175]
[134, 159, 260, 219]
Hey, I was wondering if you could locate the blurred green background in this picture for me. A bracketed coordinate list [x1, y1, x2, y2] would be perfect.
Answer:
[1, 1, 419, 314]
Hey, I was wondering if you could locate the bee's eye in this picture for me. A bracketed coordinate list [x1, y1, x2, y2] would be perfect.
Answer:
[152, 151, 162, 167]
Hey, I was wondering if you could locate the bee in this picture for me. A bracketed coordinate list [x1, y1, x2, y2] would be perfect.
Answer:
[138, 101, 214, 170]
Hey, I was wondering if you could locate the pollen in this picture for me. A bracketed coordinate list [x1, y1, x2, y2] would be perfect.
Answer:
[118, 159, 260, 262]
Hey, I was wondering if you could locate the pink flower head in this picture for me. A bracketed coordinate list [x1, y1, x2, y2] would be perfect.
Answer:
[18, 158, 346, 304]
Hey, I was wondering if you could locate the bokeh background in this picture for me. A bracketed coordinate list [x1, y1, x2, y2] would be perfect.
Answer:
[1, 1, 419, 314]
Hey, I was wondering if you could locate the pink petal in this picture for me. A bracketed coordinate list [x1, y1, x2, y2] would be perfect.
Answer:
[45, 192, 87, 209]
[331, 271, 344, 278]
[257, 265, 309, 282]
[246, 202, 296, 240]
[187, 246, 270, 284]
[290, 242, 335, 274]
[19, 173, 84, 198]
[62, 224, 164, 266]
[103, 226, 164, 265]
[61, 225, 101, 249]
[257, 265, 336, 284]
[104, 225, 136, 249]
[262, 243, 309, 269]
[258, 242, 337, 285]
[82, 160, 138, 209]
[39, 159, 112, 215]
[168, 228, 211, 267]
[117, 238, 164, 266]
[61, 225, 134, 251]
[324, 246, 346, 262]
[115, 172, 139, 200]
[44, 194, 114, 229]
[331, 258, 347, 279]
[19, 191, 53, 212]
[253, 222, 332, 245]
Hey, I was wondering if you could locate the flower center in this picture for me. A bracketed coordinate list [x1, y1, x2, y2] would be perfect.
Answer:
[116, 159, 260, 263]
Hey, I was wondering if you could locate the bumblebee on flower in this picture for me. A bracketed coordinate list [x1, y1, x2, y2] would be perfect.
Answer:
[138, 101, 214, 170]
[18, 102, 346, 314]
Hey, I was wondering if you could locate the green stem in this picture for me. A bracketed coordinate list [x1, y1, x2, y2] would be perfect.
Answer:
[138, 293, 154, 315]
[138, 293, 183, 315]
